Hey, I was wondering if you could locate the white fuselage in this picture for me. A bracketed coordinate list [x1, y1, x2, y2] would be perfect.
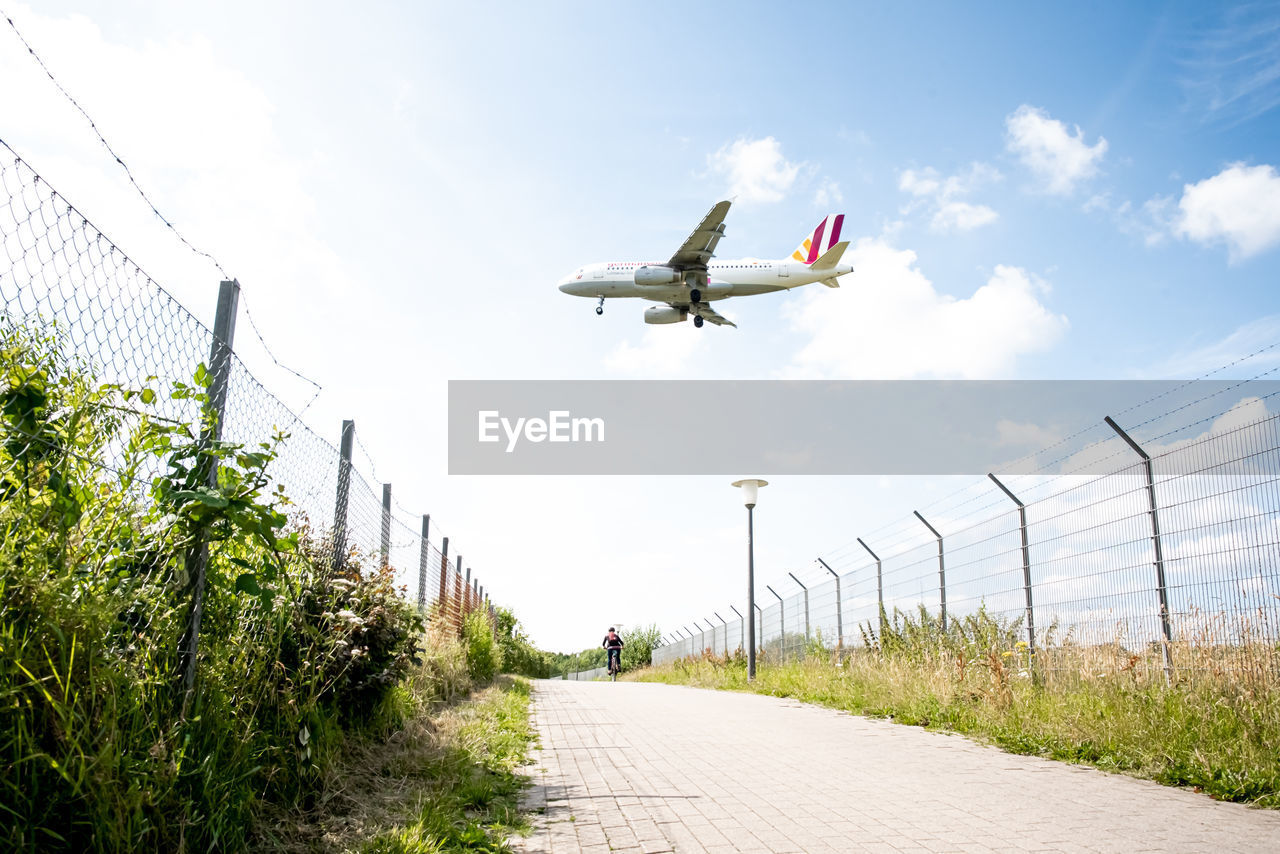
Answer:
[557, 257, 852, 302]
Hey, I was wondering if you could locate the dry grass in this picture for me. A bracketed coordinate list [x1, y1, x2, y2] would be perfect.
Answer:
[259, 622, 534, 853]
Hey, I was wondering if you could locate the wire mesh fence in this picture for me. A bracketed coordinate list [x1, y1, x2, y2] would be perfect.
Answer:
[0, 139, 492, 698]
[656, 387, 1280, 690]
[559, 666, 609, 681]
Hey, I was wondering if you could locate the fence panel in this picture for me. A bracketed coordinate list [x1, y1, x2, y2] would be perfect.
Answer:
[0, 140, 499, 702]
[655, 411, 1280, 687]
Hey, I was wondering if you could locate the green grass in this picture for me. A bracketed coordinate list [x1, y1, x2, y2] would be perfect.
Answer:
[256, 612, 537, 853]
[1, 322, 510, 850]
[635, 642, 1280, 808]
[335, 675, 535, 853]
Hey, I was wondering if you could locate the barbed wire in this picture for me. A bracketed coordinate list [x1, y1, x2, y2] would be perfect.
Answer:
[1, 9, 329, 427]
[1, 9, 228, 279]
[236, 290, 323, 417]
[818, 342, 1280, 571]
[0, 141, 490, 616]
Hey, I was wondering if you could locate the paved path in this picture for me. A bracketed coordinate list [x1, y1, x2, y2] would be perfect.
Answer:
[512, 679, 1280, 853]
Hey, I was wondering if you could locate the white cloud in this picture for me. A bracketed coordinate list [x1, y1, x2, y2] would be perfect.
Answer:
[1085, 192, 1171, 247]
[995, 419, 1064, 449]
[604, 323, 712, 376]
[897, 163, 1000, 233]
[814, 178, 843, 207]
[1173, 162, 1280, 260]
[933, 201, 999, 232]
[707, 137, 800, 204]
[1005, 105, 1108, 195]
[1153, 314, 1280, 378]
[899, 168, 942, 198]
[783, 238, 1068, 379]
[1179, 4, 1280, 127]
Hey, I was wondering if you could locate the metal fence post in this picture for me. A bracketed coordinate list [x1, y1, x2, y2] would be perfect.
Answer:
[464, 565, 472, 618]
[817, 558, 842, 648]
[766, 585, 785, 658]
[988, 473, 1036, 655]
[178, 278, 239, 707]
[332, 420, 354, 572]
[730, 605, 745, 654]
[914, 511, 947, 633]
[380, 483, 392, 570]
[1105, 416, 1174, 678]
[438, 536, 449, 620]
[858, 538, 884, 641]
[454, 554, 464, 634]
[418, 515, 430, 612]
[788, 572, 810, 642]
[715, 611, 729, 656]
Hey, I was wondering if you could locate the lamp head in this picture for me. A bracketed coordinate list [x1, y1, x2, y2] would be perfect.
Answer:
[731, 478, 768, 508]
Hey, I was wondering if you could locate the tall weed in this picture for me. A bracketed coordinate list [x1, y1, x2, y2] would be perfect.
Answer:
[463, 609, 503, 682]
[0, 323, 426, 850]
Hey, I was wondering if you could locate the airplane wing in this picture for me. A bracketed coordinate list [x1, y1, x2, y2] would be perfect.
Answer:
[689, 303, 737, 328]
[666, 200, 731, 276]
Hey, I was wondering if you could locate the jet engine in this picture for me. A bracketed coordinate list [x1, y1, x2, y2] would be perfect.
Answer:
[644, 306, 687, 325]
[634, 265, 681, 285]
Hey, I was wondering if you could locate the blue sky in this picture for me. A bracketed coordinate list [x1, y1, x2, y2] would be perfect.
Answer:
[2, 1, 1279, 651]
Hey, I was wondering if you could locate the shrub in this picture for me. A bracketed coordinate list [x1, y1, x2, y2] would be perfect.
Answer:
[621, 624, 662, 670]
[462, 609, 502, 682]
[492, 605, 553, 678]
[0, 323, 428, 849]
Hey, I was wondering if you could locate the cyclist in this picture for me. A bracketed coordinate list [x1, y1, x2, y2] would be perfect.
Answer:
[602, 627, 625, 677]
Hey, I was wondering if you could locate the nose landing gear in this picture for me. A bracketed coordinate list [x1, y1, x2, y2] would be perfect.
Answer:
[595, 296, 605, 316]
[690, 288, 701, 303]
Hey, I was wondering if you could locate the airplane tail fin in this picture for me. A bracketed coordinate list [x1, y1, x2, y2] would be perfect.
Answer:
[790, 214, 845, 265]
[810, 240, 849, 271]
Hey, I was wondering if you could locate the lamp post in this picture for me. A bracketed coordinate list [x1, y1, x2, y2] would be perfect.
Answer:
[732, 478, 768, 682]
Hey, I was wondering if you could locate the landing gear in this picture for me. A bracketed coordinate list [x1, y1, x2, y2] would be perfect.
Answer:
[690, 288, 701, 303]
[693, 315, 704, 328]
[595, 296, 604, 316]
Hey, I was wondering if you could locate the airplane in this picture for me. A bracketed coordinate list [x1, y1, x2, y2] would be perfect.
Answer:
[557, 201, 853, 328]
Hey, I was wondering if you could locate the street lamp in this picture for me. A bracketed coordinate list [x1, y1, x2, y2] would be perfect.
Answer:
[732, 478, 768, 681]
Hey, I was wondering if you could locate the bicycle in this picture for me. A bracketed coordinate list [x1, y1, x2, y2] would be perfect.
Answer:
[607, 650, 622, 681]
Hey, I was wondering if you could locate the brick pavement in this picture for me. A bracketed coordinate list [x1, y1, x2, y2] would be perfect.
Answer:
[511, 679, 1280, 853]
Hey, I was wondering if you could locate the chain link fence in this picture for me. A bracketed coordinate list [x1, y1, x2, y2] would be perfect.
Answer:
[657, 377, 1280, 689]
[0, 139, 490, 695]
[559, 666, 609, 681]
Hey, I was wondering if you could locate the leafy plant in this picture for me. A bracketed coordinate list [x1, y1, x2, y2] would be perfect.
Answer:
[0, 322, 432, 849]
[620, 623, 662, 671]
[463, 609, 502, 682]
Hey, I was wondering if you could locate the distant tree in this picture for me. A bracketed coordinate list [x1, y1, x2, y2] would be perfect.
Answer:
[620, 624, 662, 670]
[491, 605, 552, 678]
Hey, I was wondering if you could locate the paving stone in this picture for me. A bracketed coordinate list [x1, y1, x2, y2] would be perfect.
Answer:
[510, 680, 1280, 853]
